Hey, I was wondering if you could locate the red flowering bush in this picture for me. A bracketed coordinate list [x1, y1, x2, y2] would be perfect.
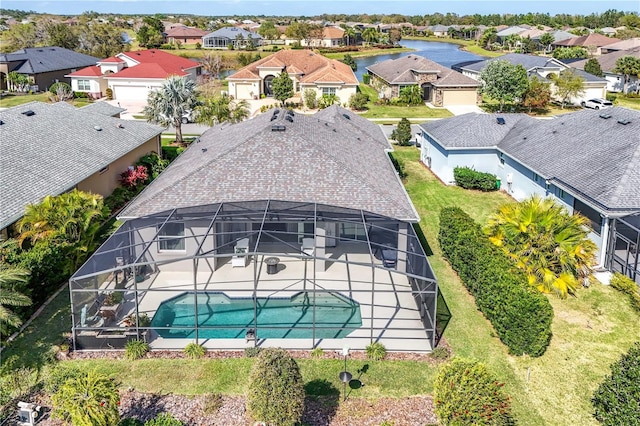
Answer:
[120, 165, 149, 188]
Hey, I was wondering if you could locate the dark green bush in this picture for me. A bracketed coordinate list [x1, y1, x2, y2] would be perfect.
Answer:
[160, 44, 174, 50]
[119, 419, 143, 426]
[454, 166, 498, 191]
[388, 152, 407, 179]
[592, 342, 640, 425]
[438, 207, 553, 356]
[609, 273, 640, 313]
[144, 413, 183, 426]
[362, 73, 371, 84]
[73, 91, 89, 99]
[246, 348, 305, 426]
[434, 358, 515, 425]
[161, 146, 185, 162]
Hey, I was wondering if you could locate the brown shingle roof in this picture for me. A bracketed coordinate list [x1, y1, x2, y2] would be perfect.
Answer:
[554, 33, 621, 47]
[229, 50, 357, 84]
[323, 27, 345, 39]
[367, 55, 480, 87]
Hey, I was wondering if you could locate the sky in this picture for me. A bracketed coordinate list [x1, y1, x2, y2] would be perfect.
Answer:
[2, 0, 639, 17]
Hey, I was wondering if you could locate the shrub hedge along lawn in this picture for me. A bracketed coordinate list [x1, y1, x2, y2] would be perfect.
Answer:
[438, 207, 553, 357]
[592, 342, 640, 425]
[453, 166, 498, 191]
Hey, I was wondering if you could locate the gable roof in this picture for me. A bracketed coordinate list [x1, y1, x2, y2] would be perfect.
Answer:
[203, 26, 262, 40]
[532, 30, 575, 43]
[554, 33, 620, 47]
[421, 108, 640, 213]
[66, 65, 103, 77]
[119, 105, 418, 221]
[323, 26, 345, 39]
[366, 54, 480, 87]
[79, 102, 126, 117]
[165, 27, 209, 38]
[454, 53, 567, 74]
[571, 46, 640, 72]
[600, 38, 640, 51]
[228, 50, 357, 85]
[0, 46, 99, 74]
[0, 102, 164, 230]
[107, 50, 199, 79]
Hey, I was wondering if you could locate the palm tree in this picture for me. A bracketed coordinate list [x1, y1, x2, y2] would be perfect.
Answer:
[0, 266, 31, 332]
[362, 28, 379, 45]
[143, 76, 200, 144]
[18, 189, 105, 273]
[485, 195, 597, 298]
[343, 27, 357, 46]
[613, 56, 640, 95]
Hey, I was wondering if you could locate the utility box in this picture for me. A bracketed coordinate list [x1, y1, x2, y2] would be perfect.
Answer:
[17, 402, 41, 426]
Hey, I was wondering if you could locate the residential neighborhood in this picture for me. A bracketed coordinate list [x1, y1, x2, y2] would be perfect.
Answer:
[0, 4, 639, 426]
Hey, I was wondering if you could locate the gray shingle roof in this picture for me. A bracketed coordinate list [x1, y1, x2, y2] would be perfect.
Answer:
[572, 46, 640, 72]
[419, 113, 535, 148]
[120, 105, 418, 221]
[0, 46, 99, 74]
[203, 27, 262, 40]
[366, 55, 480, 87]
[0, 102, 164, 229]
[454, 53, 567, 74]
[421, 108, 640, 213]
[79, 102, 126, 117]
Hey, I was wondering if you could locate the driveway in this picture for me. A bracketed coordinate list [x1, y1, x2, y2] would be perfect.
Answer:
[105, 99, 147, 119]
[446, 105, 485, 115]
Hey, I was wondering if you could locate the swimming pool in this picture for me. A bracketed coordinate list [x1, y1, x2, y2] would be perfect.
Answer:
[150, 291, 363, 339]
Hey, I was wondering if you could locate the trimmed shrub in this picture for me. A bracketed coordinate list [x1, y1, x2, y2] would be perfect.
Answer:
[105, 87, 113, 100]
[362, 73, 371, 84]
[454, 166, 498, 191]
[349, 92, 369, 110]
[161, 146, 185, 162]
[592, 342, 640, 425]
[303, 88, 317, 109]
[119, 420, 143, 426]
[244, 347, 262, 357]
[438, 207, 553, 356]
[609, 273, 640, 313]
[246, 348, 305, 426]
[144, 413, 183, 426]
[366, 342, 387, 360]
[434, 358, 515, 425]
[125, 339, 149, 360]
[388, 152, 407, 179]
[183, 342, 206, 359]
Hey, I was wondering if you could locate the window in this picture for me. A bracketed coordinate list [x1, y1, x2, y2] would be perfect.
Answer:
[573, 199, 602, 235]
[322, 87, 337, 96]
[499, 152, 505, 166]
[77, 80, 90, 91]
[558, 189, 566, 199]
[533, 173, 540, 182]
[158, 222, 185, 251]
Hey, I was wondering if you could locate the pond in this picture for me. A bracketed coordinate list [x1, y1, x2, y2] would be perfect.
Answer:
[353, 39, 486, 81]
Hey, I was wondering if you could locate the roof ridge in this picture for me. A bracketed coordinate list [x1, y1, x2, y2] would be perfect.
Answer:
[606, 142, 640, 206]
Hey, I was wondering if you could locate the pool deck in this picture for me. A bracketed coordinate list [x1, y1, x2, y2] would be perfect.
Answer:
[107, 245, 433, 352]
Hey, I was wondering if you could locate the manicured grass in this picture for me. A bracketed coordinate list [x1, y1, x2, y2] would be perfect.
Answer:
[0, 92, 50, 108]
[357, 84, 453, 119]
[613, 94, 640, 111]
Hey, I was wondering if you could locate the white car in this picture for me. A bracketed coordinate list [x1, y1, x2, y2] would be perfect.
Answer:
[581, 98, 613, 110]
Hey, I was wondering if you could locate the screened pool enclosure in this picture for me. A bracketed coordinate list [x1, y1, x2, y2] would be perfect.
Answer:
[70, 200, 449, 352]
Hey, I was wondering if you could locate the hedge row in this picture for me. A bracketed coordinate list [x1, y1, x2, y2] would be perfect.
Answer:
[453, 166, 498, 191]
[609, 273, 640, 313]
[438, 207, 553, 357]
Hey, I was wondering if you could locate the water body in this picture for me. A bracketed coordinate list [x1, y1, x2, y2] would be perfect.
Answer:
[353, 39, 486, 81]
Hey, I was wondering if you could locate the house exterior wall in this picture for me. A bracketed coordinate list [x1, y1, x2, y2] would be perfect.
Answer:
[107, 79, 163, 101]
[76, 137, 160, 198]
[370, 74, 393, 99]
[71, 77, 106, 99]
[232, 81, 259, 99]
[605, 72, 639, 93]
[100, 63, 124, 74]
[32, 70, 77, 91]
[302, 83, 356, 106]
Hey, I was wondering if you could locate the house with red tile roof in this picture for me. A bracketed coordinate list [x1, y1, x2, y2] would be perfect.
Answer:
[552, 33, 621, 55]
[67, 49, 201, 101]
[227, 49, 358, 104]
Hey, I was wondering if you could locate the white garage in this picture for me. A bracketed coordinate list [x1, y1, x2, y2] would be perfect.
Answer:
[110, 84, 153, 102]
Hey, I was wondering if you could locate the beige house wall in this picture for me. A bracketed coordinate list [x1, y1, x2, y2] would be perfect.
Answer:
[76, 137, 160, 197]
[302, 84, 357, 106]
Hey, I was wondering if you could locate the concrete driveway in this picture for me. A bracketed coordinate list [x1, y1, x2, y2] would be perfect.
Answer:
[446, 104, 485, 115]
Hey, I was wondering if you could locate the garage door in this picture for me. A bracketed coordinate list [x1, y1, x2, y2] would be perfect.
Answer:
[111, 85, 151, 102]
[442, 89, 478, 106]
[235, 83, 254, 100]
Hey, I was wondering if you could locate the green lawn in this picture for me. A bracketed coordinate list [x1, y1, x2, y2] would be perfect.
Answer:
[357, 84, 453, 119]
[2, 146, 639, 425]
[613, 94, 640, 111]
[0, 92, 50, 108]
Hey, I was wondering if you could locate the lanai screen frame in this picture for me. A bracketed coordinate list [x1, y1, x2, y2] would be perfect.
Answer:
[69, 200, 448, 351]
[607, 213, 640, 284]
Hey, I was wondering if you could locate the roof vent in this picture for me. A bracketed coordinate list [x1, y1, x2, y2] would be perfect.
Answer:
[342, 113, 351, 120]
[94, 126, 102, 131]
[287, 110, 294, 116]
[270, 114, 277, 121]
[599, 113, 612, 119]
[271, 124, 286, 132]
[21, 110, 35, 116]
[285, 115, 293, 122]
[273, 108, 280, 114]
[0, 120, 3, 125]
[617, 119, 631, 125]
[496, 117, 506, 125]
[201, 148, 207, 153]
[116, 123, 124, 128]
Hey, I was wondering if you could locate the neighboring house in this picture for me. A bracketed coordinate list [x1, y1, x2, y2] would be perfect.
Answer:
[599, 37, 640, 54]
[164, 26, 209, 44]
[202, 27, 263, 49]
[67, 50, 201, 101]
[553, 33, 621, 55]
[429, 25, 453, 37]
[227, 50, 358, 104]
[453, 53, 607, 104]
[496, 26, 528, 42]
[600, 27, 617, 37]
[0, 101, 163, 240]
[532, 30, 575, 52]
[366, 54, 481, 106]
[571, 46, 640, 93]
[0, 46, 99, 91]
[68, 105, 446, 352]
[418, 108, 640, 281]
[286, 26, 345, 48]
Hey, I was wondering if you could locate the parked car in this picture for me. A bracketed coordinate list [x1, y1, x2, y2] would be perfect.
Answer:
[581, 98, 613, 110]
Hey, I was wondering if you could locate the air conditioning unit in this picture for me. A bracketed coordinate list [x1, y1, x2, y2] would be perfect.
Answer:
[17, 402, 41, 426]
[425, 156, 432, 168]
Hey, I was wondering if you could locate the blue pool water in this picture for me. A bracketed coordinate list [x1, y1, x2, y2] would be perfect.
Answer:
[151, 292, 362, 339]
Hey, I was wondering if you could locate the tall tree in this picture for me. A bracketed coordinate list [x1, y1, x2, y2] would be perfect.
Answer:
[584, 58, 604, 77]
[362, 27, 379, 44]
[539, 32, 555, 52]
[613, 56, 640, 94]
[271, 71, 294, 105]
[522, 76, 552, 112]
[0, 266, 31, 333]
[257, 20, 281, 41]
[0, 23, 38, 52]
[77, 23, 126, 57]
[45, 22, 79, 50]
[341, 54, 357, 71]
[550, 69, 585, 108]
[486, 195, 597, 298]
[284, 21, 311, 45]
[388, 28, 402, 45]
[390, 117, 412, 146]
[343, 27, 357, 46]
[479, 27, 498, 49]
[143, 76, 199, 144]
[480, 60, 529, 111]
